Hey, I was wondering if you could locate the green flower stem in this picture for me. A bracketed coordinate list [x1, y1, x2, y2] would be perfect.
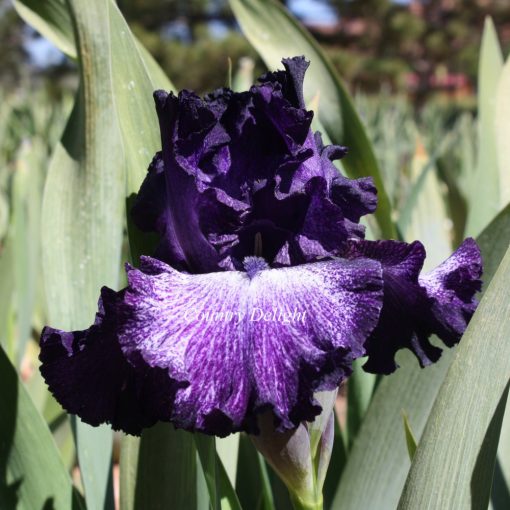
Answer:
[290, 493, 323, 510]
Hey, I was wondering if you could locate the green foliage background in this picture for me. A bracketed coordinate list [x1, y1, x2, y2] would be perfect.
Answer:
[1, 1, 510, 510]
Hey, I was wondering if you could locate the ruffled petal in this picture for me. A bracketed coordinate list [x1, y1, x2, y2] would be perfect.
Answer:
[117, 257, 251, 435]
[252, 81, 313, 151]
[298, 177, 350, 255]
[349, 240, 436, 373]
[130, 152, 188, 269]
[247, 257, 383, 429]
[39, 288, 183, 435]
[330, 174, 378, 225]
[419, 238, 482, 345]
[259, 56, 309, 109]
[156, 92, 226, 272]
[112, 256, 383, 435]
[143, 59, 378, 273]
[40, 54, 485, 443]
[235, 176, 367, 266]
[347, 238, 482, 374]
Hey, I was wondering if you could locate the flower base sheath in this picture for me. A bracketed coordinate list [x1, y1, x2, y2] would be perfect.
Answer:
[40, 57, 482, 437]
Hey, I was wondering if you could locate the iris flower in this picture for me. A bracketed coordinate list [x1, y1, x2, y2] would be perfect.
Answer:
[40, 57, 482, 438]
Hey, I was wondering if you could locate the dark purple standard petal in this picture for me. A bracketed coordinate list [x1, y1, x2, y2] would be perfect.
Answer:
[130, 152, 188, 269]
[40, 256, 383, 436]
[259, 56, 309, 109]
[131, 57, 377, 272]
[346, 238, 482, 374]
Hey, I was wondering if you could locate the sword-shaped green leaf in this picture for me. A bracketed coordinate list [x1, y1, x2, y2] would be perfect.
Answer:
[133, 424, 201, 510]
[465, 17, 504, 237]
[41, 0, 124, 507]
[0, 346, 84, 510]
[398, 247, 510, 509]
[18, 0, 178, 506]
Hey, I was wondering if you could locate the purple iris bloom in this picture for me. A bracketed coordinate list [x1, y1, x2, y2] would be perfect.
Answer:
[40, 57, 482, 437]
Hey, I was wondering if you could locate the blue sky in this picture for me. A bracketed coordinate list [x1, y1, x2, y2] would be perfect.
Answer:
[289, 0, 336, 24]
[25, 28, 65, 67]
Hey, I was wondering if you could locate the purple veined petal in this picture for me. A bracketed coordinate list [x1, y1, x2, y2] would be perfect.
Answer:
[347, 238, 482, 375]
[40, 256, 382, 437]
[419, 237, 482, 345]
[117, 257, 251, 435]
[113, 255, 383, 436]
[39, 288, 185, 435]
[247, 256, 383, 429]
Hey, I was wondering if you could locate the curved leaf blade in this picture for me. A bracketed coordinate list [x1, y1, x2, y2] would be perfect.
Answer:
[108, 0, 175, 195]
[466, 17, 504, 237]
[13, 0, 76, 58]
[41, 0, 126, 506]
[0, 347, 84, 510]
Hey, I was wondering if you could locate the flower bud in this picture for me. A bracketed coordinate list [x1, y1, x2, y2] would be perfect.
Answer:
[251, 391, 338, 510]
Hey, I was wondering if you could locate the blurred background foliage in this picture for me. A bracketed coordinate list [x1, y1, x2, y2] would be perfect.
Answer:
[1, 1, 510, 509]
[1, 0, 510, 96]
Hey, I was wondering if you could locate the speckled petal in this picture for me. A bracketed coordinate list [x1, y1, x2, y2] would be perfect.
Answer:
[419, 237, 482, 345]
[347, 238, 482, 374]
[116, 255, 383, 435]
[39, 288, 183, 435]
[248, 257, 383, 429]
